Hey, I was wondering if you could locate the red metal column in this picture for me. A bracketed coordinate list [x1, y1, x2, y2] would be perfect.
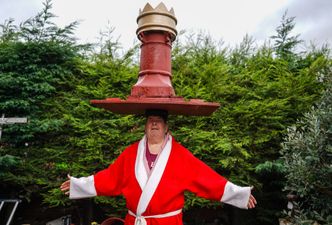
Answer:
[131, 31, 175, 97]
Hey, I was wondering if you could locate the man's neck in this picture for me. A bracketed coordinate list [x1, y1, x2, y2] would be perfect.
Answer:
[148, 137, 165, 154]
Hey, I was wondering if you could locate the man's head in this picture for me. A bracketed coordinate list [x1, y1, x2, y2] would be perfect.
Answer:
[145, 109, 168, 123]
[145, 109, 168, 142]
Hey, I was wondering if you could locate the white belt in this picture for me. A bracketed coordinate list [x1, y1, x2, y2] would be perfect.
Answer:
[128, 209, 182, 225]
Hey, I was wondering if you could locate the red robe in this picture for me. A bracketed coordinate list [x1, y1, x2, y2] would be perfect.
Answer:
[94, 138, 228, 225]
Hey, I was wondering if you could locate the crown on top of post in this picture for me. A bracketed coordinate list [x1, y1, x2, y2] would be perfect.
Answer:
[136, 2, 177, 41]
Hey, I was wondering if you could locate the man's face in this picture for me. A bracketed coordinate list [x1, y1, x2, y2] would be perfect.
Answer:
[145, 116, 168, 140]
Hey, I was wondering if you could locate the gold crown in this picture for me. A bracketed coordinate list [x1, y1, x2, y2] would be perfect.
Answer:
[136, 2, 177, 41]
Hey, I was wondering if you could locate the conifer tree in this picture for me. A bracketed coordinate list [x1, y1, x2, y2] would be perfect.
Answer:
[271, 11, 302, 60]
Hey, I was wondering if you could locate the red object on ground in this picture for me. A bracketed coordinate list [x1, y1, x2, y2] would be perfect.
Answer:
[101, 217, 125, 225]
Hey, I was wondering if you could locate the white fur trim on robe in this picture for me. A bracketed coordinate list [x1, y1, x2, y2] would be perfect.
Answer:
[135, 135, 149, 190]
[220, 181, 251, 209]
[69, 175, 97, 199]
[134, 135, 173, 224]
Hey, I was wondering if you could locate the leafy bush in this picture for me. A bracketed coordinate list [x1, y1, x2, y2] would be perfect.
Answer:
[280, 69, 332, 224]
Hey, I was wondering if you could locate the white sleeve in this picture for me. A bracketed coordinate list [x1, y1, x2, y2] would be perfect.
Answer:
[69, 175, 97, 199]
[220, 181, 251, 209]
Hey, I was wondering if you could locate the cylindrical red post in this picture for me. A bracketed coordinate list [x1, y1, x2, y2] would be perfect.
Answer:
[131, 31, 175, 97]
[139, 32, 172, 78]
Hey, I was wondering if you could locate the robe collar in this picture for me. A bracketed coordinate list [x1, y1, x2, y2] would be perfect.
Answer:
[135, 135, 173, 216]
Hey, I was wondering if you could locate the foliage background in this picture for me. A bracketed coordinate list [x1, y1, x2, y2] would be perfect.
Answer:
[0, 1, 331, 224]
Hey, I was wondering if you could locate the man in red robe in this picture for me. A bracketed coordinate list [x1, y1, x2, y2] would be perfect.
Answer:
[61, 109, 257, 225]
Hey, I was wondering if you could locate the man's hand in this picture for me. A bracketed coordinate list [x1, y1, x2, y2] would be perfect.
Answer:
[60, 174, 71, 195]
[247, 194, 257, 209]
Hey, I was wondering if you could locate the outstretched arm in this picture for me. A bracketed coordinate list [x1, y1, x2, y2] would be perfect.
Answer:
[184, 148, 257, 209]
